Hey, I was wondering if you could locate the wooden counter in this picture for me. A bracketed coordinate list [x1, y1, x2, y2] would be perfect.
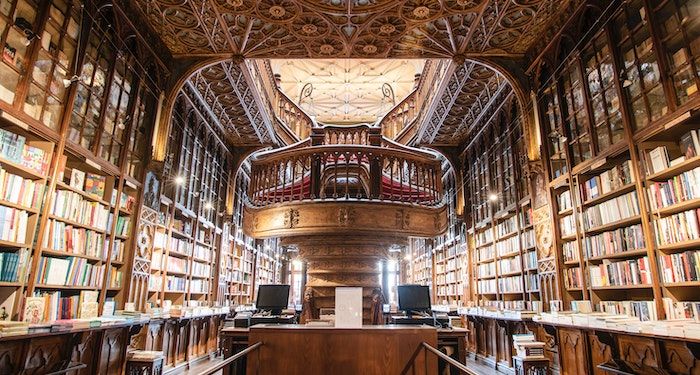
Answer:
[246, 324, 437, 374]
[221, 324, 468, 375]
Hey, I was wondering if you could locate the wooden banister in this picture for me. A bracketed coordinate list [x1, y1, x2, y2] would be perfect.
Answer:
[421, 342, 477, 375]
[200, 342, 263, 375]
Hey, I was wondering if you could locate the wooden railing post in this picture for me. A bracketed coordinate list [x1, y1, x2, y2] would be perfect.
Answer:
[370, 154, 381, 199]
[310, 154, 321, 199]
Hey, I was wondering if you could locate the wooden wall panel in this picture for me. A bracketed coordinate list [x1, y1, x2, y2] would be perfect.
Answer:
[558, 328, 588, 375]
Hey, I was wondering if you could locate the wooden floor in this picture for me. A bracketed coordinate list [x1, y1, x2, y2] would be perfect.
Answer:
[464, 357, 509, 375]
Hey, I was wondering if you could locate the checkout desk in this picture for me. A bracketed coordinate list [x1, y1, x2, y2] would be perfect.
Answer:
[220, 324, 468, 375]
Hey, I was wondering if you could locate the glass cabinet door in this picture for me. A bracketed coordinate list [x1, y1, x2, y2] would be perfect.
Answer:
[24, 0, 81, 130]
[0, 0, 38, 105]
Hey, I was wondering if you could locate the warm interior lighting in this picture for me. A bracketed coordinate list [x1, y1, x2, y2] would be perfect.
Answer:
[174, 175, 185, 185]
[488, 193, 498, 202]
[204, 202, 213, 210]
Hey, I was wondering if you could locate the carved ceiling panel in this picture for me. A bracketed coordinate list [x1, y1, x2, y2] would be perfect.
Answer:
[132, 0, 578, 58]
[187, 62, 275, 145]
[130, 0, 582, 148]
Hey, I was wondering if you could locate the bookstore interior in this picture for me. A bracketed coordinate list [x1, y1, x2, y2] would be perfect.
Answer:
[2, 0, 700, 374]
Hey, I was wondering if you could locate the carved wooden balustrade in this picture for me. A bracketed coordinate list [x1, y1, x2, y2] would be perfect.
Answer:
[276, 90, 313, 140]
[379, 59, 451, 142]
[380, 90, 418, 140]
[247, 143, 443, 208]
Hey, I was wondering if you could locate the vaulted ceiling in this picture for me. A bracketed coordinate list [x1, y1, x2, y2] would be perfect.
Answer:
[132, 0, 581, 146]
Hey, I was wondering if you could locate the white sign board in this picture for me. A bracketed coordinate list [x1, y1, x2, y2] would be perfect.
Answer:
[335, 287, 363, 328]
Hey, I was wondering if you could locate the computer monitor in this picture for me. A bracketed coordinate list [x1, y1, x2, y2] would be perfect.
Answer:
[256, 284, 290, 315]
[397, 285, 432, 314]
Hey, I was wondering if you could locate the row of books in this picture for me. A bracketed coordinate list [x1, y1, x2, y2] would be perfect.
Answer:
[166, 275, 186, 292]
[0, 205, 29, 244]
[524, 250, 537, 270]
[477, 279, 496, 294]
[0, 249, 28, 282]
[169, 237, 191, 256]
[167, 257, 188, 274]
[584, 224, 645, 259]
[495, 236, 519, 257]
[111, 239, 124, 262]
[522, 229, 535, 249]
[495, 215, 517, 237]
[23, 290, 99, 324]
[64, 167, 108, 200]
[659, 250, 700, 283]
[0, 167, 44, 209]
[114, 216, 129, 237]
[525, 274, 539, 292]
[42, 219, 107, 258]
[588, 256, 652, 287]
[583, 191, 640, 229]
[115, 192, 136, 212]
[478, 245, 494, 261]
[475, 229, 494, 247]
[193, 244, 211, 261]
[645, 129, 700, 174]
[108, 267, 122, 288]
[560, 214, 576, 236]
[190, 279, 209, 294]
[663, 298, 700, 322]
[148, 274, 162, 291]
[49, 190, 110, 229]
[557, 189, 573, 212]
[36, 256, 104, 287]
[436, 284, 463, 297]
[436, 272, 459, 285]
[564, 267, 583, 289]
[598, 300, 658, 321]
[0, 127, 50, 175]
[498, 257, 521, 274]
[647, 166, 700, 210]
[498, 275, 524, 293]
[580, 160, 635, 202]
[654, 209, 700, 246]
[563, 241, 579, 263]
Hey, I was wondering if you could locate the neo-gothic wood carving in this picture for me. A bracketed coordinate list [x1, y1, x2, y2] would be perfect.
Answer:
[132, 0, 579, 58]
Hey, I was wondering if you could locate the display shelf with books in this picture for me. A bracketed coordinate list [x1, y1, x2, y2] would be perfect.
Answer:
[0, 124, 53, 320]
[640, 125, 700, 307]
[408, 238, 433, 293]
[253, 239, 282, 294]
[433, 235, 467, 306]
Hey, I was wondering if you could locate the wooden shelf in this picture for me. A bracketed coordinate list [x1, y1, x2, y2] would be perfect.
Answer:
[55, 181, 110, 206]
[657, 238, 700, 252]
[590, 284, 653, 290]
[581, 183, 636, 207]
[498, 270, 523, 277]
[663, 281, 700, 288]
[651, 198, 700, 217]
[646, 155, 700, 181]
[0, 199, 40, 214]
[48, 215, 107, 233]
[0, 281, 22, 287]
[584, 215, 641, 234]
[35, 284, 101, 290]
[41, 249, 103, 263]
[0, 156, 47, 180]
[586, 248, 648, 262]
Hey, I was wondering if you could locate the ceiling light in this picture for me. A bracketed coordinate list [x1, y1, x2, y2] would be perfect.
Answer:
[204, 202, 213, 210]
[62, 75, 81, 88]
[174, 176, 185, 185]
[488, 193, 498, 202]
